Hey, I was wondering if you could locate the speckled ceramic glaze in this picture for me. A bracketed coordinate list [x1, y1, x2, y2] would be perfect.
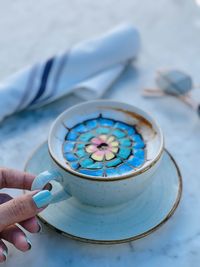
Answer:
[26, 142, 182, 244]
[32, 100, 164, 207]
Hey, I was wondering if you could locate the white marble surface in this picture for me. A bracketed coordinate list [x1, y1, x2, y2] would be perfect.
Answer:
[1, 0, 200, 266]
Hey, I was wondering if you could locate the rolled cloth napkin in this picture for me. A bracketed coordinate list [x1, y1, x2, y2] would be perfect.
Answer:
[0, 24, 140, 122]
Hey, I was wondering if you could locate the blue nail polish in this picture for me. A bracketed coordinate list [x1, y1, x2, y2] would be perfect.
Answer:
[32, 190, 52, 208]
[25, 237, 32, 250]
[2, 250, 7, 261]
[37, 221, 42, 233]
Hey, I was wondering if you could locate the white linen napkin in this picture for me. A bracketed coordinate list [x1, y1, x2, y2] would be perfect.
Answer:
[0, 24, 140, 122]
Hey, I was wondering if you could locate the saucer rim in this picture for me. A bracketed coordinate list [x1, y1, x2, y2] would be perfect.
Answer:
[25, 142, 182, 245]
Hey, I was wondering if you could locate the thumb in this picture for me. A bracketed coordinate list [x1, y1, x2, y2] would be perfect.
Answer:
[0, 190, 52, 231]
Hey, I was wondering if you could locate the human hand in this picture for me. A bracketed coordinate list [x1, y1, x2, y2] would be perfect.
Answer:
[0, 168, 52, 262]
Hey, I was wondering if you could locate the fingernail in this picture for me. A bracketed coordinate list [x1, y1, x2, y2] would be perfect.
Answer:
[37, 221, 42, 233]
[25, 237, 32, 250]
[2, 250, 7, 261]
[32, 190, 53, 209]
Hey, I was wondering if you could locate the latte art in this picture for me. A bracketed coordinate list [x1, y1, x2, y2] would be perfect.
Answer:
[62, 116, 146, 177]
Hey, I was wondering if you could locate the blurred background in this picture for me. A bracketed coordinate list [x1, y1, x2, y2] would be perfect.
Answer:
[1, 1, 200, 266]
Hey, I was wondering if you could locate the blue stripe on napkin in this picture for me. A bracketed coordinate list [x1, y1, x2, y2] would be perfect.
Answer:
[29, 57, 54, 106]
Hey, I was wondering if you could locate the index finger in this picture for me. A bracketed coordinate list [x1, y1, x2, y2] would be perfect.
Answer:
[0, 168, 35, 190]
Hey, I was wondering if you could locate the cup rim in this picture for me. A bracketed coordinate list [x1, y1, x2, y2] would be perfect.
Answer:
[48, 100, 164, 182]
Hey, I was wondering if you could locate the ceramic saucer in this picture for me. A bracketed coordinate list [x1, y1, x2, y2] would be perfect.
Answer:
[25, 142, 182, 244]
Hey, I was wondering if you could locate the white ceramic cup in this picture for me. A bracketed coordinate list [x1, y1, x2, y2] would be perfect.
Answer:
[31, 100, 164, 207]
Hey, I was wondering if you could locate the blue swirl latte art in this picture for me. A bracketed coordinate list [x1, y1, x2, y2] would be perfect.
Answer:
[62, 116, 146, 177]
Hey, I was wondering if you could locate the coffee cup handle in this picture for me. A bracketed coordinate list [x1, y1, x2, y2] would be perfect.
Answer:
[31, 170, 71, 204]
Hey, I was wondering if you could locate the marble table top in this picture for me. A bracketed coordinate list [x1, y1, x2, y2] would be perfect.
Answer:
[1, 0, 200, 266]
